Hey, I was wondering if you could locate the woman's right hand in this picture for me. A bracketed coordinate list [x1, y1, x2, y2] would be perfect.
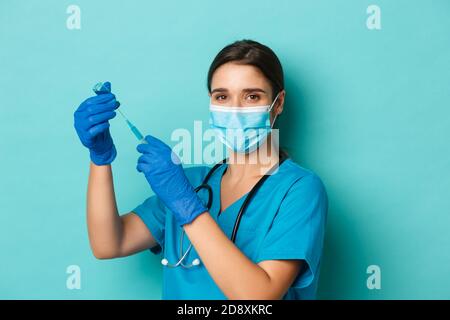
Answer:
[74, 84, 119, 165]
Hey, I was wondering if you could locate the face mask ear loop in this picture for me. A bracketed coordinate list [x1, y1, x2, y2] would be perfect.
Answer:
[268, 91, 281, 128]
[268, 91, 281, 113]
[271, 114, 279, 129]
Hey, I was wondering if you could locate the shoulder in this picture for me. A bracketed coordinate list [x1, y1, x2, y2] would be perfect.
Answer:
[275, 160, 329, 223]
[280, 159, 328, 199]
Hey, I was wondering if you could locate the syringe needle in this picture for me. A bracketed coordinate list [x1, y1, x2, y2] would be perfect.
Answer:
[117, 108, 128, 121]
[117, 108, 146, 143]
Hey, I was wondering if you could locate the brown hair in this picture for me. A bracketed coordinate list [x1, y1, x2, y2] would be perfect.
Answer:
[207, 39, 284, 101]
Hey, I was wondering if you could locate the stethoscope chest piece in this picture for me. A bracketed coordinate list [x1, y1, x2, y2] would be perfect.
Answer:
[161, 257, 200, 268]
[161, 227, 203, 269]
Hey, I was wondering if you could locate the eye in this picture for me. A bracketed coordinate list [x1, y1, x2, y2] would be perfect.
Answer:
[246, 94, 260, 101]
[215, 95, 227, 101]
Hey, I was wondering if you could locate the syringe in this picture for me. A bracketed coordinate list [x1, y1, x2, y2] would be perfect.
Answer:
[92, 82, 147, 144]
[116, 108, 146, 143]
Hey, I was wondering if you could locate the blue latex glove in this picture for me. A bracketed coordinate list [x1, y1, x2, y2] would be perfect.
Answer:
[136, 135, 208, 226]
[74, 82, 119, 165]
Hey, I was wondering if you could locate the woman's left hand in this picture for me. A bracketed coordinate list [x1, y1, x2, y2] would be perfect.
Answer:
[136, 135, 207, 226]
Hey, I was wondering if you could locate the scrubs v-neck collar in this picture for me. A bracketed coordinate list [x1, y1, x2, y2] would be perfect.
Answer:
[210, 163, 250, 226]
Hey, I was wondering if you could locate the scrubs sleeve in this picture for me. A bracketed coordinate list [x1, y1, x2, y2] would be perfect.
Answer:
[255, 173, 328, 289]
[132, 195, 167, 255]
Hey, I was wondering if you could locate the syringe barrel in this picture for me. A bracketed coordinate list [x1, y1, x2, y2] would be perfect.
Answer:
[130, 125, 144, 141]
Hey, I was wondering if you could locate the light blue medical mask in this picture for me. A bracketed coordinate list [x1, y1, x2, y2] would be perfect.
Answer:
[209, 92, 281, 154]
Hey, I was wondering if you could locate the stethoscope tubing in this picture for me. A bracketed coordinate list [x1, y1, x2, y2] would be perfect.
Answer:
[162, 153, 288, 268]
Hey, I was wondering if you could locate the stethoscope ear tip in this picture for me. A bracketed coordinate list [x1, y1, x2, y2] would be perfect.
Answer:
[192, 258, 200, 266]
[161, 258, 169, 266]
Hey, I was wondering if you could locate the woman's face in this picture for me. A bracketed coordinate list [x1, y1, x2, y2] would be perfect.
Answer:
[209, 62, 285, 120]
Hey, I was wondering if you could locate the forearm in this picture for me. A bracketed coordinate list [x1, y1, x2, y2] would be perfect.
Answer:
[87, 162, 122, 258]
[183, 212, 276, 299]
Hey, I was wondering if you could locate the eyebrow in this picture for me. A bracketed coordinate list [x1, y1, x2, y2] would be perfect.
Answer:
[210, 87, 267, 94]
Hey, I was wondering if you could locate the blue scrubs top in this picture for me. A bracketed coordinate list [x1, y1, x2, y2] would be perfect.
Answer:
[133, 158, 328, 300]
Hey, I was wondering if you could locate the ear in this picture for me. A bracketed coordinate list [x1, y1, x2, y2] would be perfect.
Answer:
[274, 90, 286, 115]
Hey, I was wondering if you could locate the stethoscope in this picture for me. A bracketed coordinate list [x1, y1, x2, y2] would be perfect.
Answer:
[161, 152, 289, 268]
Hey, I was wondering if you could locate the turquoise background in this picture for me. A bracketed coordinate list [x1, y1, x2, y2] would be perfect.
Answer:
[1, 0, 449, 299]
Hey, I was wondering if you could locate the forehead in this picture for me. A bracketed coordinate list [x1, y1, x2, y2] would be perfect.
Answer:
[210, 62, 271, 91]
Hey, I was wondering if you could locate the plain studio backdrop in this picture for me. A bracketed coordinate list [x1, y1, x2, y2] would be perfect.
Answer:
[0, 0, 449, 299]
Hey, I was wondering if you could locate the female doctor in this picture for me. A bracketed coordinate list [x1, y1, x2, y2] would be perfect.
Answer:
[74, 39, 328, 300]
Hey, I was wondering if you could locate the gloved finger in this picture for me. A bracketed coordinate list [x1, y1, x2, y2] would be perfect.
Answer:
[136, 141, 155, 154]
[82, 93, 115, 108]
[137, 135, 170, 153]
[170, 151, 182, 165]
[74, 109, 103, 131]
[136, 162, 152, 174]
[137, 154, 152, 166]
[136, 144, 161, 158]
[76, 94, 115, 114]
[87, 111, 116, 127]
[86, 92, 115, 104]
[143, 134, 165, 145]
[74, 109, 94, 130]
[74, 108, 88, 125]
[88, 121, 110, 138]
[86, 98, 119, 115]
